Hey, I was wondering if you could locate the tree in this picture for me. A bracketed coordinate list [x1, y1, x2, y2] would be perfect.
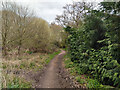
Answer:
[50, 23, 66, 47]
[1, 1, 62, 56]
[2, 2, 14, 56]
[100, 1, 120, 63]
[64, 1, 120, 87]
[55, 2, 93, 28]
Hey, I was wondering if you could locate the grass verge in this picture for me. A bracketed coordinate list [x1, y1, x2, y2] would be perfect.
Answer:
[2, 50, 61, 88]
[45, 50, 61, 64]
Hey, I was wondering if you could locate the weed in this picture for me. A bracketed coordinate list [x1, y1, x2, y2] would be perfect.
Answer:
[87, 79, 101, 88]
[15, 65, 18, 68]
[7, 77, 32, 88]
[3, 64, 7, 69]
[20, 63, 26, 69]
[45, 51, 60, 64]
[29, 62, 35, 69]
[2, 50, 61, 88]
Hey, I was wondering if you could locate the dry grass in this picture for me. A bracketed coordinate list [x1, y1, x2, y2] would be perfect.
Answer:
[2, 52, 49, 70]
[2, 52, 50, 88]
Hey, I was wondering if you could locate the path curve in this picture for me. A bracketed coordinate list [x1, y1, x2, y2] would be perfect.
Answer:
[24, 50, 82, 88]
[33, 50, 75, 88]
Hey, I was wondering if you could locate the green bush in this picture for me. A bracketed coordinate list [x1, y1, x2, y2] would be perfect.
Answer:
[65, 10, 120, 87]
[76, 76, 87, 84]
[87, 79, 101, 88]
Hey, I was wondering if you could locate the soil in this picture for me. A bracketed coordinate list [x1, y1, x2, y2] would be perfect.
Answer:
[20, 50, 83, 88]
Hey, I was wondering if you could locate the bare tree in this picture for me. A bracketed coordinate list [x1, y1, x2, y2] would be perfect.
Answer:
[55, 2, 93, 28]
[2, 1, 63, 56]
[2, 2, 12, 56]
[2, 1, 34, 55]
[23, 17, 53, 53]
[9, 3, 33, 55]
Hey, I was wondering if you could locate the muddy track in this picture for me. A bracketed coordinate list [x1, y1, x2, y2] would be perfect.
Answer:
[24, 50, 82, 88]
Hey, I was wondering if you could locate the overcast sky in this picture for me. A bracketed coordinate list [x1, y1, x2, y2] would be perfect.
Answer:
[6, 0, 103, 23]
[11, 0, 75, 23]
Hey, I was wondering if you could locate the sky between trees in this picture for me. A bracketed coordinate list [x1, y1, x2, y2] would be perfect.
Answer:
[1, 0, 105, 23]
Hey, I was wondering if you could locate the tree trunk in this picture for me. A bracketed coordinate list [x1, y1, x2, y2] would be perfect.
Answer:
[18, 39, 22, 55]
[2, 38, 7, 56]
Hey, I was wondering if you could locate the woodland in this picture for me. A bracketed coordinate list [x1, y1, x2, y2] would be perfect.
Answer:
[1, 1, 120, 88]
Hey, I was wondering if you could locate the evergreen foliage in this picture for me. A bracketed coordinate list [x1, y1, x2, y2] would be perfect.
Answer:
[65, 2, 120, 87]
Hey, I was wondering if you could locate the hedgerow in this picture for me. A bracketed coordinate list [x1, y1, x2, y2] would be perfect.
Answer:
[65, 2, 120, 87]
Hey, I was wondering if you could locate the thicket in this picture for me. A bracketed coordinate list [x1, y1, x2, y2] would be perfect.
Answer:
[64, 2, 120, 88]
[2, 2, 66, 56]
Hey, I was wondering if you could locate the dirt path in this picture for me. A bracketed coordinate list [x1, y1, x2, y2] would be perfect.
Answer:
[28, 50, 75, 88]
[40, 50, 66, 88]
[35, 50, 72, 88]
[23, 50, 81, 88]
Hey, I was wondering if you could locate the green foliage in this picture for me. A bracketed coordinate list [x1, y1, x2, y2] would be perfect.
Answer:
[29, 62, 35, 69]
[26, 51, 33, 54]
[7, 77, 32, 88]
[45, 50, 61, 64]
[64, 59, 74, 68]
[100, 2, 120, 14]
[64, 55, 116, 88]
[65, 2, 120, 88]
[87, 79, 101, 88]
[76, 77, 87, 84]
[3, 64, 7, 69]
[20, 63, 26, 69]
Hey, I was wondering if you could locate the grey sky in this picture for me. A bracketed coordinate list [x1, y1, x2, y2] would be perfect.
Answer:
[7, 0, 103, 23]
[10, 0, 74, 23]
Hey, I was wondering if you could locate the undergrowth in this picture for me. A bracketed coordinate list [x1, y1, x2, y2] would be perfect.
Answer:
[64, 54, 118, 89]
[2, 50, 61, 88]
